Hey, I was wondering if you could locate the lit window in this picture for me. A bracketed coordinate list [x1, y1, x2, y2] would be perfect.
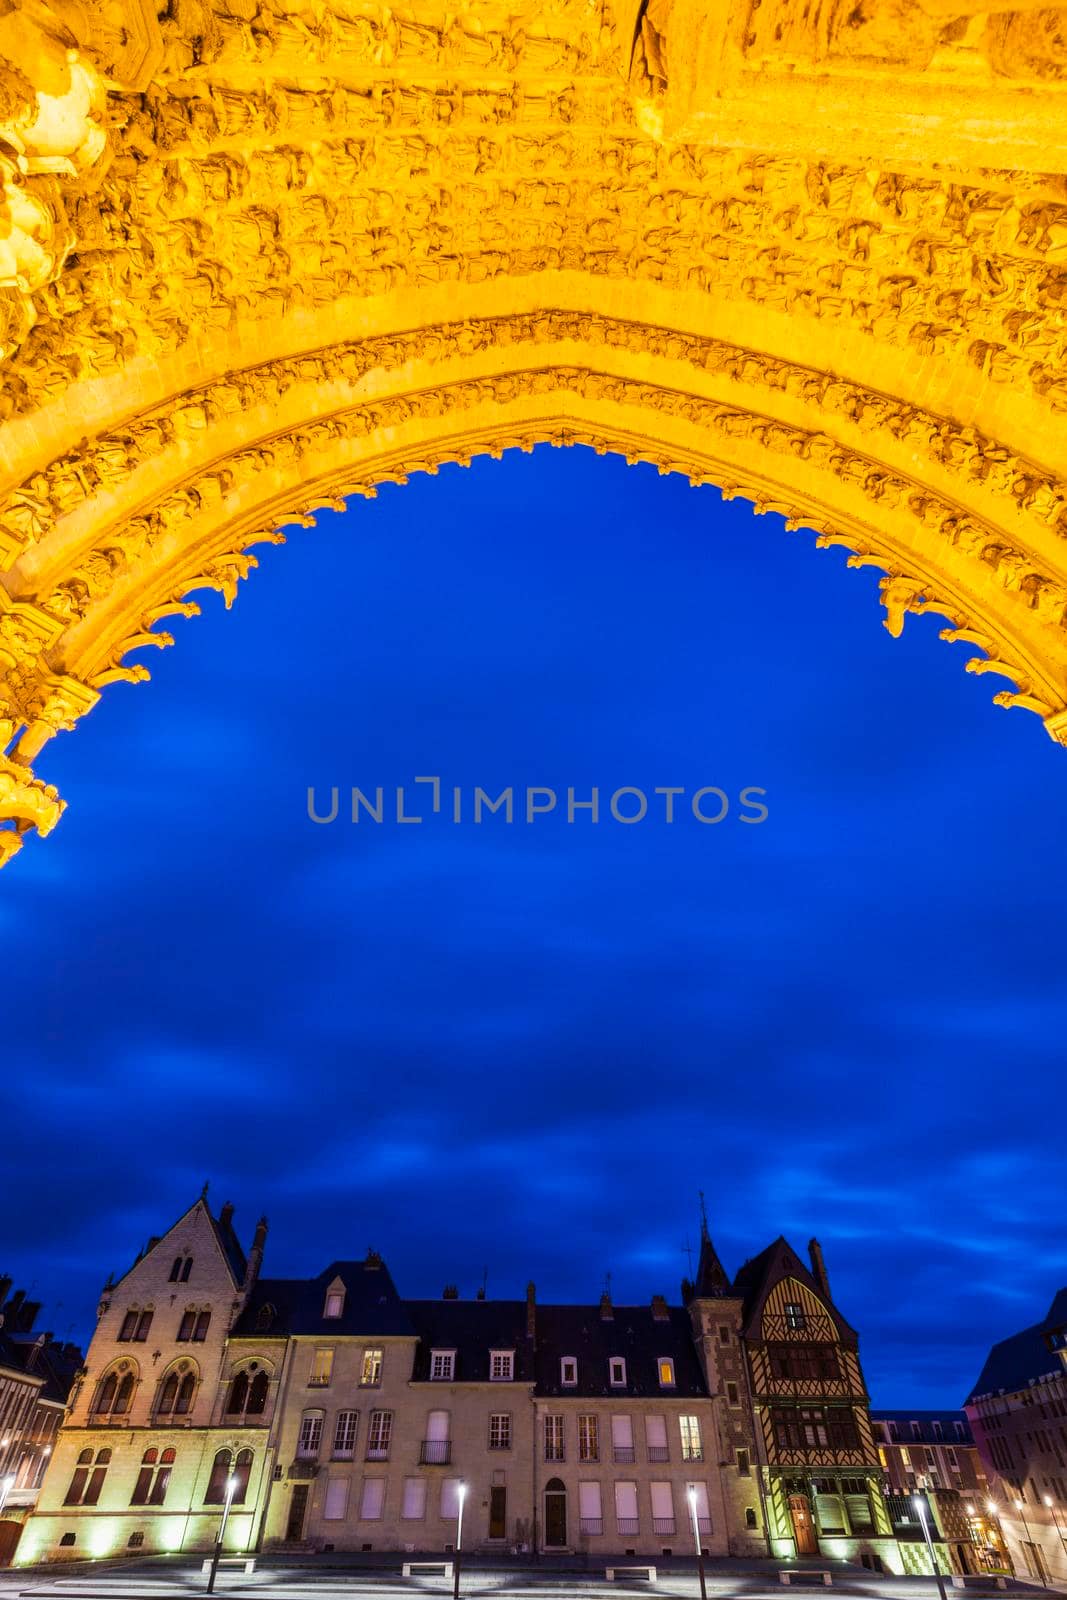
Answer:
[609, 1357, 627, 1387]
[545, 1414, 565, 1461]
[658, 1358, 676, 1387]
[561, 1357, 578, 1387]
[431, 1350, 456, 1381]
[680, 1416, 703, 1461]
[324, 1290, 344, 1319]
[784, 1303, 806, 1331]
[309, 1349, 333, 1388]
[579, 1414, 600, 1462]
[490, 1350, 514, 1381]
[489, 1413, 512, 1449]
[360, 1349, 383, 1387]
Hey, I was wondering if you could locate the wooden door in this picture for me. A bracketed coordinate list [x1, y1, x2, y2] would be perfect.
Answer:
[489, 1485, 507, 1540]
[789, 1493, 818, 1555]
[0, 1522, 23, 1567]
[544, 1479, 567, 1546]
[286, 1483, 309, 1542]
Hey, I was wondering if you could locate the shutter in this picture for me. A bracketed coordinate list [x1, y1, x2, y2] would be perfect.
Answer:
[402, 1478, 427, 1519]
[614, 1481, 639, 1519]
[845, 1492, 874, 1531]
[645, 1415, 668, 1447]
[815, 1493, 846, 1534]
[441, 1478, 461, 1518]
[611, 1415, 634, 1447]
[427, 1410, 450, 1442]
[323, 1478, 349, 1521]
[650, 1482, 673, 1519]
[579, 1482, 602, 1518]
[687, 1482, 710, 1519]
[360, 1478, 385, 1519]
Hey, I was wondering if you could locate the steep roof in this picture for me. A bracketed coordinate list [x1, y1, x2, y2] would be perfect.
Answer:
[232, 1257, 415, 1340]
[964, 1289, 1067, 1404]
[870, 1409, 974, 1446]
[533, 1303, 709, 1399]
[0, 1327, 83, 1404]
[732, 1235, 859, 1345]
[406, 1298, 534, 1382]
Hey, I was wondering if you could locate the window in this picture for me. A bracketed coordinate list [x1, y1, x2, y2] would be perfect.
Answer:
[545, 1414, 565, 1461]
[769, 1406, 860, 1451]
[911, 1421, 922, 1440]
[367, 1410, 392, 1460]
[687, 1480, 712, 1534]
[784, 1303, 806, 1331]
[954, 1421, 966, 1441]
[888, 1421, 900, 1441]
[650, 1480, 675, 1535]
[645, 1414, 669, 1463]
[297, 1413, 324, 1458]
[609, 1357, 627, 1387]
[155, 1368, 195, 1416]
[612, 1413, 635, 1463]
[204, 1448, 252, 1504]
[490, 1350, 514, 1381]
[401, 1477, 427, 1519]
[309, 1349, 333, 1388]
[92, 1366, 136, 1417]
[360, 1348, 383, 1387]
[614, 1479, 639, 1535]
[178, 1310, 196, 1341]
[118, 1310, 138, 1341]
[64, 1448, 111, 1506]
[489, 1413, 512, 1450]
[118, 1308, 152, 1342]
[737, 1447, 751, 1476]
[932, 1421, 943, 1440]
[745, 1506, 758, 1529]
[178, 1309, 210, 1342]
[561, 1357, 577, 1387]
[131, 1447, 174, 1506]
[727, 1381, 740, 1406]
[719, 1325, 731, 1344]
[324, 1289, 345, 1319]
[359, 1478, 385, 1520]
[767, 1344, 841, 1381]
[680, 1415, 703, 1462]
[323, 1478, 349, 1520]
[169, 1257, 187, 1282]
[226, 1367, 269, 1417]
[333, 1411, 358, 1459]
[430, 1349, 456, 1381]
[579, 1480, 603, 1535]
[579, 1414, 600, 1462]
[441, 1478, 463, 1519]
[658, 1358, 676, 1388]
[193, 1310, 210, 1341]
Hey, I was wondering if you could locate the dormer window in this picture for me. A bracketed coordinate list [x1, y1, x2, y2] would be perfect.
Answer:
[430, 1350, 456, 1381]
[490, 1350, 514, 1381]
[561, 1357, 578, 1387]
[609, 1357, 627, 1387]
[324, 1290, 345, 1319]
[784, 1303, 806, 1331]
[657, 1357, 676, 1387]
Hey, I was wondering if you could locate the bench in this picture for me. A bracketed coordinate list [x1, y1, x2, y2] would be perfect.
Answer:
[605, 1566, 657, 1582]
[952, 1579, 1007, 1590]
[402, 1560, 454, 1579]
[779, 1572, 833, 1586]
[199, 1557, 256, 1575]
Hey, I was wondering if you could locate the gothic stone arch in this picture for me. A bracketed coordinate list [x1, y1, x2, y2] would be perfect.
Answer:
[3, 0, 1067, 865]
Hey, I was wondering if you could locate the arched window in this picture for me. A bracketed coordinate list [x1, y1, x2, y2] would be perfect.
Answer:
[156, 1373, 179, 1415]
[113, 1372, 135, 1414]
[156, 1362, 196, 1417]
[226, 1371, 249, 1415]
[255, 1303, 275, 1332]
[174, 1373, 195, 1414]
[193, 1310, 211, 1341]
[169, 1257, 183, 1282]
[91, 1363, 136, 1417]
[151, 1447, 175, 1505]
[64, 1448, 94, 1505]
[92, 1372, 117, 1415]
[205, 1449, 231, 1504]
[66, 1448, 111, 1506]
[180, 1257, 193, 1282]
[131, 1446, 176, 1507]
[232, 1448, 253, 1503]
[247, 1370, 269, 1414]
[178, 1310, 196, 1341]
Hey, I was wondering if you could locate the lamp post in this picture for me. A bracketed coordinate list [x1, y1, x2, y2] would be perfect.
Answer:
[1043, 1496, 1067, 1560]
[206, 1474, 238, 1594]
[1016, 1499, 1047, 1587]
[687, 1487, 708, 1600]
[452, 1482, 467, 1600]
[914, 1494, 948, 1600]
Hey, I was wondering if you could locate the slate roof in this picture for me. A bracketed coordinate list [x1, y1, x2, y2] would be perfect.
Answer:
[870, 1409, 974, 1446]
[532, 1303, 710, 1399]
[732, 1235, 859, 1346]
[965, 1288, 1067, 1404]
[0, 1326, 83, 1404]
[406, 1298, 534, 1382]
[232, 1257, 416, 1340]
[210, 1209, 248, 1286]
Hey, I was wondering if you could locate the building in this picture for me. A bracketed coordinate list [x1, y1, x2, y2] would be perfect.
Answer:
[22, 1197, 902, 1568]
[965, 1286, 1067, 1587]
[0, 1281, 83, 1566]
[871, 1410, 1006, 1576]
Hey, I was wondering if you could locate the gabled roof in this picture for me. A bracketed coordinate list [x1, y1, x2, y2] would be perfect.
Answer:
[964, 1288, 1067, 1405]
[232, 1257, 415, 1340]
[732, 1235, 858, 1345]
[108, 1195, 248, 1292]
[870, 1409, 974, 1446]
[406, 1298, 533, 1382]
[532, 1303, 710, 1399]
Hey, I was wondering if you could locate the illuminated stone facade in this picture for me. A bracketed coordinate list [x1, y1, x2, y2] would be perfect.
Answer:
[2, 0, 1067, 864]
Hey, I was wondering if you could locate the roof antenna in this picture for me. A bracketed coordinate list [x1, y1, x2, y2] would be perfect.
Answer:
[682, 1236, 694, 1275]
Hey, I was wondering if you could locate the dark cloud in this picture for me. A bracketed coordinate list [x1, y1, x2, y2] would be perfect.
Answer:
[2, 449, 1063, 1407]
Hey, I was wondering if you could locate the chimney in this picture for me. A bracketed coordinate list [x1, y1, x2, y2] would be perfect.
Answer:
[243, 1216, 268, 1290]
[476, 1287, 486, 1301]
[599, 1291, 613, 1321]
[526, 1282, 536, 1341]
[7, 1288, 25, 1322]
[651, 1294, 670, 1322]
[443, 1285, 459, 1300]
[219, 1201, 235, 1231]
[0, 1276, 11, 1308]
[808, 1238, 831, 1302]
[364, 1248, 382, 1270]
[17, 1300, 41, 1333]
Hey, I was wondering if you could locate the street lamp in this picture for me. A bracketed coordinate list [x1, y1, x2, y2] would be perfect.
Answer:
[206, 1474, 238, 1595]
[453, 1482, 467, 1600]
[687, 1487, 708, 1600]
[914, 1494, 948, 1600]
[1016, 1499, 1048, 1587]
[1043, 1496, 1067, 1559]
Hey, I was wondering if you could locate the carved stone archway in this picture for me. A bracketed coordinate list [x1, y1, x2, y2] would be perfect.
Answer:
[3, 0, 1067, 864]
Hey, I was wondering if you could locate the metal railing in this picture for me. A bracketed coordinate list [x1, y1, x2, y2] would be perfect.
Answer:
[647, 1445, 670, 1462]
[580, 1518, 604, 1535]
[616, 1517, 640, 1535]
[613, 1446, 636, 1463]
[419, 1439, 452, 1464]
[653, 1517, 676, 1535]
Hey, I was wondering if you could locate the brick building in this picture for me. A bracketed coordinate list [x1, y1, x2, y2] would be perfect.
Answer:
[0, 1281, 82, 1566]
[871, 1410, 1006, 1576]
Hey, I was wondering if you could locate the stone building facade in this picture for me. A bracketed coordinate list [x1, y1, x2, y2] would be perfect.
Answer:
[871, 1410, 1006, 1576]
[20, 1198, 900, 1568]
[0, 1282, 83, 1565]
[965, 1287, 1067, 1588]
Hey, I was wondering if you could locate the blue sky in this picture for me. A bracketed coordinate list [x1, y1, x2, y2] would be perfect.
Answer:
[2, 447, 1064, 1405]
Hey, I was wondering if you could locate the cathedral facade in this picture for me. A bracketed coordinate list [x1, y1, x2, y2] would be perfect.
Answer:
[17, 1195, 907, 1568]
